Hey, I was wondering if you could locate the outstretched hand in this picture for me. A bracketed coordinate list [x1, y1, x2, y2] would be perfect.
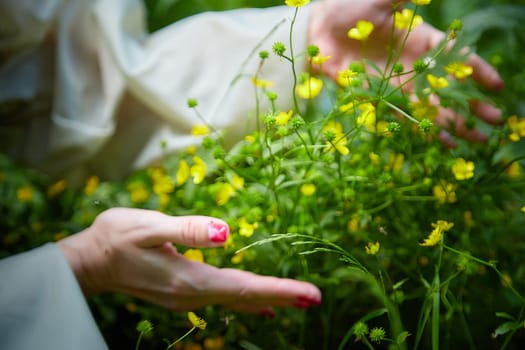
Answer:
[308, 0, 504, 145]
[57, 208, 321, 316]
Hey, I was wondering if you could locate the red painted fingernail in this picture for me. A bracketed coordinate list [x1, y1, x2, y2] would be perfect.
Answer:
[297, 295, 321, 306]
[293, 300, 311, 309]
[209, 222, 229, 243]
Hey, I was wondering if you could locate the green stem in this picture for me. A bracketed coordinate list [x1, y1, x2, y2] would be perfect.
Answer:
[165, 327, 196, 350]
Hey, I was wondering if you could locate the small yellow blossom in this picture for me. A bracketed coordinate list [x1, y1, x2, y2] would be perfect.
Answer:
[184, 249, 204, 263]
[507, 115, 525, 142]
[245, 134, 256, 143]
[505, 161, 521, 177]
[47, 179, 67, 199]
[128, 183, 149, 204]
[231, 251, 245, 264]
[191, 124, 210, 136]
[394, 9, 423, 30]
[188, 312, 207, 330]
[347, 217, 360, 233]
[232, 174, 245, 190]
[521, 206, 525, 214]
[216, 182, 235, 206]
[323, 120, 349, 155]
[285, 0, 310, 7]
[251, 77, 274, 88]
[84, 176, 100, 196]
[433, 181, 457, 204]
[365, 241, 380, 255]
[186, 145, 197, 155]
[427, 74, 449, 89]
[153, 175, 174, 195]
[337, 69, 358, 87]
[452, 158, 475, 180]
[311, 54, 331, 65]
[369, 152, 380, 165]
[420, 220, 454, 247]
[412, 0, 432, 5]
[177, 159, 190, 185]
[190, 156, 207, 184]
[410, 99, 438, 120]
[347, 20, 374, 41]
[357, 102, 376, 132]
[445, 62, 473, 79]
[339, 101, 356, 114]
[158, 193, 170, 208]
[300, 183, 316, 196]
[388, 153, 405, 172]
[295, 76, 323, 99]
[238, 217, 258, 237]
[275, 110, 293, 126]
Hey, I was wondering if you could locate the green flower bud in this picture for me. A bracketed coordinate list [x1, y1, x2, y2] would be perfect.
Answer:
[272, 42, 286, 56]
[369, 327, 386, 343]
[259, 50, 269, 59]
[201, 136, 214, 149]
[290, 115, 305, 129]
[136, 320, 154, 338]
[307, 44, 320, 58]
[267, 91, 278, 101]
[349, 61, 365, 73]
[413, 59, 427, 74]
[187, 98, 198, 108]
[387, 121, 401, 133]
[418, 118, 433, 133]
[449, 19, 463, 31]
[264, 114, 276, 127]
[393, 62, 404, 74]
[353, 321, 369, 338]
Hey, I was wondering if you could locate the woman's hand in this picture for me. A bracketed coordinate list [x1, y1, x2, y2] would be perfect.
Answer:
[57, 208, 321, 316]
[308, 0, 504, 145]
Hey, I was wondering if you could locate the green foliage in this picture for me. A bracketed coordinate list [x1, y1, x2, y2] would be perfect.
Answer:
[3, 1, 525, 350]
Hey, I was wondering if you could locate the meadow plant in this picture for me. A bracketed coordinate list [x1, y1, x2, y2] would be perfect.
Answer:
[2, 1, 525, 349]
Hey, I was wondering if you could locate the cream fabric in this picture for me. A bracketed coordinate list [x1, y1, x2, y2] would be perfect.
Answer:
[0, 0, 312, 182]
[0, 244, 108, 349]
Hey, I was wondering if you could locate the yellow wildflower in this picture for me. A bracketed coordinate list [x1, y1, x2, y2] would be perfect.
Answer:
[427, 74, 449, 89]
[232, 174, 244, 190]
[231, 251, 245, 264]
[191, 124, 210, 136]
[347, 217, 360, 233]
[445, 62, 473, 79]
[505, 161, 521, 177]
[187, 312, 207, 330]
[357, 102, 376, 132]
[433, 181, 457, 204]
[295, 76, 323, 99]
[251, 77, 274, 88]
[412, 0, 432, 5]
[388, 153, 405, 172]
[47, 179, 67, 199]
[369, 152, 380, 165]
[507, 115, 525, 142]
[128, 183, 149, 204]
[16, 185, 33, 202]
[365, 241, 380, 255]
[323, 120, 349, 155]
[153, 175, 174, 195]
[410, 99, 438, 120]
[216, 182, 235, 206]
[347, 20, 374, 41]
[238, 217, 258, 237]
[158, 193, 170, 208]
[394, 9, 423, 30]
[521, 207, 525, 214]
[339, 101, 356, 114]
[184, 249, 204, 263]
[300, 183, 316, 196]
[311, 54, 331, 65]
[420, 220, 454, 246]
[285, 0, 310, 7]
[190, 156, 207, 184]
[84, 176, 100, 196]
[186, 145, 197, 154]
[337, 69, 358, 87]
[275, 110, 293, 126]
[177, 159, 190, 185]
[245, 134, 256, 143]
[451, 158, 475, 180]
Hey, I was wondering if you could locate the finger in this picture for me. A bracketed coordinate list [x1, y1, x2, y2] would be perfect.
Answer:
[435, 107, 488, 144]
[469, 100, 502, 125]
[467, 53, 504, 92]
[131, 211, 230, 248]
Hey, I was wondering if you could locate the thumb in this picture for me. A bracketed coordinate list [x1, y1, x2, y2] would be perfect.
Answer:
[132, 211, 230, 248]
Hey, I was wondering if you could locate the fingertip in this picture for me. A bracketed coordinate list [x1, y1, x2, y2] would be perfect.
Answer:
[208, 221, 230, 245]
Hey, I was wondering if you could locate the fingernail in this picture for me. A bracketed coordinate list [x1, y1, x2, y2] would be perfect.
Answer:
[209, 222, 229, 243]
[297, 295, 321, 306]
[293, 300, 311, 309]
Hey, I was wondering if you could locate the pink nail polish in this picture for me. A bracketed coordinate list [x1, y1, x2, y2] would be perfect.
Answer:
[209, 222, 229, 243]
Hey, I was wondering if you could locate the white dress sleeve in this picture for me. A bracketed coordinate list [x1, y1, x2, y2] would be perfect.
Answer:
[0, 244, 108, 350]
[0, 0, 312, 181]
